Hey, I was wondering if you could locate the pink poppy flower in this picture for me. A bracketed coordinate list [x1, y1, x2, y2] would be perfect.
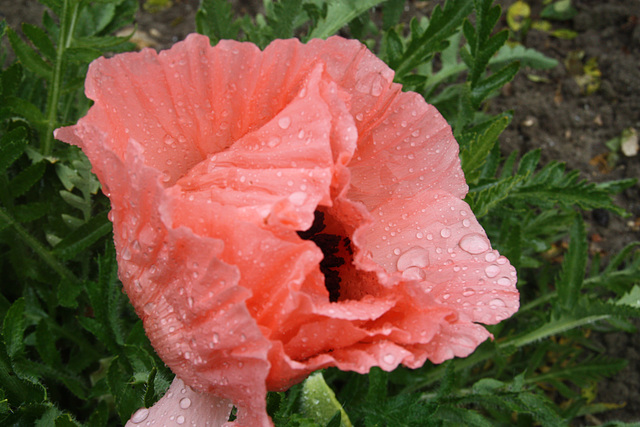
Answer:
[55, 34, 518, 426]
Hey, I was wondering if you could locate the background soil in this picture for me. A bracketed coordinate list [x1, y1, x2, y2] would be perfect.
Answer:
[2, 0, 640, 424]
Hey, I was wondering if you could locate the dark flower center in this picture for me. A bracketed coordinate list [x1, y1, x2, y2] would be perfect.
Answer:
[297, 211, 352, 302]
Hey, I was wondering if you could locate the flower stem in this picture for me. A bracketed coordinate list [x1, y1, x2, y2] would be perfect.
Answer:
[42, 0, 80, 156]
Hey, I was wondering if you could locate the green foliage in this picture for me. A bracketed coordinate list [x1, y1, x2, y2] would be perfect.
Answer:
[2, 0, 639, 425]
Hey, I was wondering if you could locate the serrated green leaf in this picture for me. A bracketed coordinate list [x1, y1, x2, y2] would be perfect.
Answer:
[11, 202, 49, 223]
[2, 96, 46, 126]
[10, 162, 47, 199]
[491, 44, 558, 70]
[0, 128, 27, 173]
[470, 62, 519, 107]
[433, 405, 493, 427]
[77, 2, 116, 37]
[617, 285, 640, 308]
[2, 298, 26, 360]
[382, 0, 405, 30]
[196, 0, 241, 44]
[108, 357, 146, 423]
[64, 47, 102, 64]
[53, 211, 112, 260]
[460, 114, 510, 182]
[307, 0, 385, 40]
[517, 392, 565, 425]
[6, 28, 52, 80]
[556, 215, 587, 312]
[22, 23, 56, 62]
[394, 0, 473, 78]
[35, 321, 62, 367]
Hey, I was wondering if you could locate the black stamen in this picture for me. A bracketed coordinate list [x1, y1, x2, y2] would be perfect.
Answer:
[297, 211, 345, 302]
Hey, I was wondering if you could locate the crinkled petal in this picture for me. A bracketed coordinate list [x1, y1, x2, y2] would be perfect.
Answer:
[55, 33, 519, 426]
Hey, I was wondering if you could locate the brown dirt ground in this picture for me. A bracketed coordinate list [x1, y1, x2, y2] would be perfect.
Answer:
[3, 0, 640, 423]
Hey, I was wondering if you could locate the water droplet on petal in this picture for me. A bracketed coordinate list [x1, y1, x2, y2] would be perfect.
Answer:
[402, 266, 426, 281]
[459, 233, 490, 254]
[485, 265, 500, 278]
[180, 397, 192, 409]
[130, 408, 149, 424]
[278, 116, 291, 129]
[176, 415, 185, 424]
[485, 252, 497, 262]
[383, 354, 395, 364]
[489, 298, 506, 308]
[122, 248, 132, 261]
[355, 113, 364, 121]
[288, 191, 307, 206]
[462, 288, 476, 297]
[497, 277, 513, 287]
[397, 247, 429, 271]
[440, 228, 451, 238]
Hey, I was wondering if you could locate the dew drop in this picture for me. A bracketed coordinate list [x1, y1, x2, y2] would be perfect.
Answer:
[130, 408, 149, 424]
[355, 113, 364, 121]
[298, 130, 305, 139]
[277, 116, 291, 129]
[440, 228, 451, 238]
[485, 265, 500, 278]
[401, 266, 426, 281]
[393, 248, 402, 256]
[462, 219, 471, 227]
[396, 247, 430, 271]
[489, 298, 506, 308]
[180, 397, 192, 409]
[485, 252, 497, 262]
[497, 277, 512, 287]
[411, 130, 420, 137]
[267, 136, 280, 147]
[213, 333, 220, 344]
[163, 135, 175, 146]
[122, 248, 132, 261]
[462, 288, 476, 297]
[383, 354, 395, 364]
[459, 233, 490, 254]
[288, 192, 307, 206]
[176, 415, 185, 425]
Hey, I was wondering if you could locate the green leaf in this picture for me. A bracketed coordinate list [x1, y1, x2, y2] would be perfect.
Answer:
[393, 0, 473, 78]
[22, 23, 56, 62]
[35, 321, 62, 368]
[301, 371, 352, 427]
[382, 0, 405, 30]
[53, 211, 112, 260]
[2, 298, 26, 360]
[12, 202, 50, 223]
[460, 114, 510, 182]
[6, 28, 52, 80]
[617, 285, 640, 308]
[9, 162, 47, 199]
[196, 0, 241, 44]
[470, 62, 519, 107]
[0, 128, 28, 173]
[491, 44, 558, 70]
[307, 0, 386, 40]
[2, 96, 46, 127]
[555, 215, 587, 313]
[64, 47, 102, 64]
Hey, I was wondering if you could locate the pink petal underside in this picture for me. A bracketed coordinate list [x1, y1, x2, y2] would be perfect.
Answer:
[127, 376, 233, 427]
